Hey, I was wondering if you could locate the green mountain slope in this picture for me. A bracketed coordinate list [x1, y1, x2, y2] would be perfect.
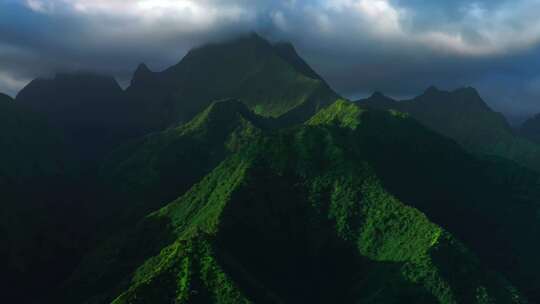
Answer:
[2, 35, 339, 303]
[92, 99, 274, 233]
[359, 87, 540, 172]
[126, 33, 339, 131]
[61, 100, 540, 304]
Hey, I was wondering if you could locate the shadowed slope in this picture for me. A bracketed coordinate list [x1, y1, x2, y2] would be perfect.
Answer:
[311, 100, 540, 301]
[0, 92, 90, 303]
[92, 99, 273, 234]
[126, 33, 339, 131]
[16, 73, 138, 161]
[359, 87, 540, 172]
[61, 100, 536, 304]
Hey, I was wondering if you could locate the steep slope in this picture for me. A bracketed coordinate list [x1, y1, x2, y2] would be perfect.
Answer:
[359, 87, 540, 172]
[16, 73, 139, 161]
[0, 93, 89, 303]
[61, 100, 540, 303]
[519, 113, 540, 143]
[126, 33, 339, 131]
[310, 101, 540, 301]
[93, 99, 274, 234]
[0, 92, 66, 182]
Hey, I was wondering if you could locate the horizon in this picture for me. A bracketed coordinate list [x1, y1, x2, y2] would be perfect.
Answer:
[2, 0, 540, 121]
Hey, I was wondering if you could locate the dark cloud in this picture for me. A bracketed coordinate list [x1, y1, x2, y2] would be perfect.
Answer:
[1, 0, 540, 118]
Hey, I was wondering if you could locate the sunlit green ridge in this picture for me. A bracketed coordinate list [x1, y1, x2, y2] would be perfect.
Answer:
[61, 100, 535, 304]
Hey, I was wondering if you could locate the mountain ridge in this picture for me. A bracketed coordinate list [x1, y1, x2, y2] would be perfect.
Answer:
[60, 99, 537, 303]
[125, 33, 340, 131]
[359, 86, 540, 172]
[3, 34, 540, 304]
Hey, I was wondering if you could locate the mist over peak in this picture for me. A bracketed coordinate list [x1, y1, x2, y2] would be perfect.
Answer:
[2, 1, 540, 118]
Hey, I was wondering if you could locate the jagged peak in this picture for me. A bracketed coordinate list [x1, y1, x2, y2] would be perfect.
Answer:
[186, 32, 269, 55]
[369, 91, 395, 101]
[449, 87, 489, 109]
[411, 85, 495, 114]
[166, 32, 274, 74]
[16, 72, 123, 106]
[16, 72, 122, 93]
[131, 63, 153, 85]
[359, 91, 397, 105]
[134, 63, 151, 75]
[421, 86, 481, 98]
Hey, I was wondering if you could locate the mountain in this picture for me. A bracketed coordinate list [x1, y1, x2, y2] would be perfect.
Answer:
[16, 73, 139, 161]
[13, 34, 339, 161]
[59, 100, 540, 303]
[6, 35, 540, 304]
[92, 99, 275, 233]
[519, 113, 540, 143]
[2, 34, 340, 302]
[359, 87, 540, 172]
[0, 92, 66, 183]
[126, 33, 339, 131]
[0, 92, 91, 303]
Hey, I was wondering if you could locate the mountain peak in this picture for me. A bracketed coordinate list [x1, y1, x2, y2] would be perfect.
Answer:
[18, 72, 122, 100]
[181, 32, 271, 61]
[417, 86, 489, 109]
[135, 63, 151, 75]
[358, 91, 397, 107]
[453, 86, 481, 98]
[370, 91, 394, 100]
[131, 63, 153, 86]
[126, 32, 338, 128]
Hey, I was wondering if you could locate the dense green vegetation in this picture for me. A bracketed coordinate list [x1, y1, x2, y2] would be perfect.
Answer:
[92, 99, 273, 233]
[360, 87, 540, 172]
[3, 34, 540, 304]
[126, 33, 339, 131]
[59, 99, 540, 303]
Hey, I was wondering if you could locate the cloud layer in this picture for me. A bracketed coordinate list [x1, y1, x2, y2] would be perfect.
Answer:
[2, 0, 540, 118]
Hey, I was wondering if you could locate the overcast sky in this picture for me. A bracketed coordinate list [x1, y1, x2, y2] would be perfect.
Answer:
[2, 0, 540, 121]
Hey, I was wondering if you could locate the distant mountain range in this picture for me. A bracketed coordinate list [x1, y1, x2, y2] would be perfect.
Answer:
[359, 87, 540, 173]
[2, 33, 540, 304]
